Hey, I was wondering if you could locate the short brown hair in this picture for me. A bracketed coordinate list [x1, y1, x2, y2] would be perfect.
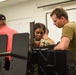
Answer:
[45, 27, 49, 34]
[50, 7, 68, 20]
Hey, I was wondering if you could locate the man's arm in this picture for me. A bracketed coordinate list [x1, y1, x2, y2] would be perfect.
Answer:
[54, 37, 70, 50]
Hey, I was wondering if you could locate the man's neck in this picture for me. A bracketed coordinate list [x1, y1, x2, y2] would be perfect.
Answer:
[0, 24, 6, 28]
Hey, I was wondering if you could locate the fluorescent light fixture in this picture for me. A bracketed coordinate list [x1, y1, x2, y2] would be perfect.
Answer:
[37, 0, 74, 8]
[0, 0, 5, 2]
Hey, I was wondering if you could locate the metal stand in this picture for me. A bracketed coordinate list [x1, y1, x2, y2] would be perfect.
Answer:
[28, 49, 76, 75]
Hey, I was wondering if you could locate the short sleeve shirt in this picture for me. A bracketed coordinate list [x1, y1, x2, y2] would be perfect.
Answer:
[62, 22, 76, 50]
[0, 25, 18, 52]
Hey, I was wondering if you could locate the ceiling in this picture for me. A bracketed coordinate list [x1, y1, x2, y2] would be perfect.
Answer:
[0, 0, 30, 7]
[0, 0, 59, 8]
[0, 0, 74, 8]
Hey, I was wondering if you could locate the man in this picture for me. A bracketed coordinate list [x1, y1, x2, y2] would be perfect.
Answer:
[0, 14, 18, 59]
[50, 7, 76, 60]
[42, 27, 55, 45]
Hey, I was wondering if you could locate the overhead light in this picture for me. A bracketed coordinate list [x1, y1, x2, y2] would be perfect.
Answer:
[0, 0, 5, 2]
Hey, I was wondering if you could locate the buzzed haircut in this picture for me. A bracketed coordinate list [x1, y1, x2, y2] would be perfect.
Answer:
[45, 27, 49, 34]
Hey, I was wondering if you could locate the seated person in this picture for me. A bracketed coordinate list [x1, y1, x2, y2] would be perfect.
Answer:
[42, 27, 55, 45]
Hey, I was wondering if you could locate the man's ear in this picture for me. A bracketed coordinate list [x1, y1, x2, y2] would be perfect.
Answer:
[61, 16, 65, 22]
